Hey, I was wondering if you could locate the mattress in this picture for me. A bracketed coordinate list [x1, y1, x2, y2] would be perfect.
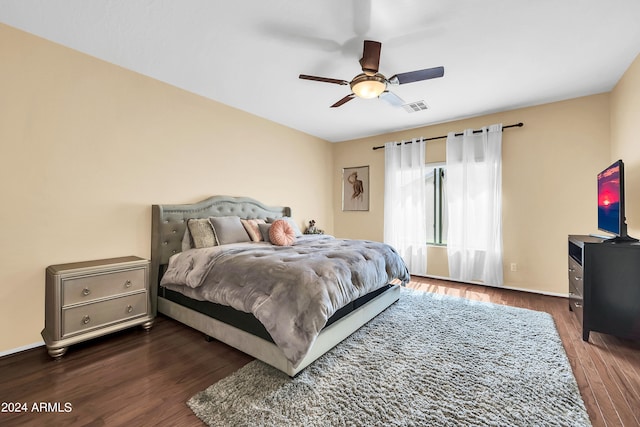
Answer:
[160, 284, 394, 343]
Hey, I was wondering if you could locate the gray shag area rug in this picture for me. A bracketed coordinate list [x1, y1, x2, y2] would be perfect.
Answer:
[188, 287, 590, 427]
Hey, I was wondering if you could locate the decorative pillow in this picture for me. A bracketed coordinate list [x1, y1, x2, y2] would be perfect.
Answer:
[241, 218, 266, 242]
[209, 216, 251, 245]
[269, 219, 296, 246]
[266, 217, 303, 237]
[258, 223, 272, 242]
[187, 218, 216, 249]
[181, 227, 194, 251]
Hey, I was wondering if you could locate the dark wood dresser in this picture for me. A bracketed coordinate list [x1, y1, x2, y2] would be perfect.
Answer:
[568, 235, 640, 342]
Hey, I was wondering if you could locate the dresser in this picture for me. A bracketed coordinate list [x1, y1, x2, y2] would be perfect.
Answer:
[42, 256, 154, 358]
[568, 235, 640, 342]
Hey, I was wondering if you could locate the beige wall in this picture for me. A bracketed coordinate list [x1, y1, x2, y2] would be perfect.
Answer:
[0, 25, 333, 353]
[2, 21, 638, 354]
[611, 53, 640, 238]
[333, 94, 612, 295]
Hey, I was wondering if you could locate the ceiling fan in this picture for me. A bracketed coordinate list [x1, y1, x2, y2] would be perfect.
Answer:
[299, 40, 444, 108]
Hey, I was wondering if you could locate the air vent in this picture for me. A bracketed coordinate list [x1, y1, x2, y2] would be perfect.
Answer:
[402, 101, 429, 113]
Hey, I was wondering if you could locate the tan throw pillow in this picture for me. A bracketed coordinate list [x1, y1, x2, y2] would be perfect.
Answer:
[269, 219, 296, 246]
[187, 218, 216, 249]
[241, 218, 266, 242]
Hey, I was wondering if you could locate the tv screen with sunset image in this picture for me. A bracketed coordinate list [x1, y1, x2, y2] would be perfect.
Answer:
[597, 161, 621, 236]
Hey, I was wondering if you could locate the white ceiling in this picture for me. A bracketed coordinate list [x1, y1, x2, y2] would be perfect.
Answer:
[1, 0, 640, 142]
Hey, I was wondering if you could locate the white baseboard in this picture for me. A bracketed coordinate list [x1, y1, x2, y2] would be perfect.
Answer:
[0, 340, 44, 358]
[414, 274, 569, 298]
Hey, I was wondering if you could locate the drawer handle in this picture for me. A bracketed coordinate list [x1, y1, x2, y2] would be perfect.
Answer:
[127, 305, 133, 313]
[124, 280, 132, 288]
[574, 302, 583, 308]
[568, 267, 575, 272]
[82, 288, 91, 296]
[82, 315, 91, 325]
[574, 276, 582, 281]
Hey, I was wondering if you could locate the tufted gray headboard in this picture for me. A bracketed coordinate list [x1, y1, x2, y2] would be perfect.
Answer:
[150, 195, 291, 314]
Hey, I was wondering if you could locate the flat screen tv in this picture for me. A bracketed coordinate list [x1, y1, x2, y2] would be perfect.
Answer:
[597, 159, 637, 242]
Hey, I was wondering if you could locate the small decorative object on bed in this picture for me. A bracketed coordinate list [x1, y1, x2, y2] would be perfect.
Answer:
[304, 219, 324, 235]
[151, 195, 409, 376]
[342, 165, 369, 211]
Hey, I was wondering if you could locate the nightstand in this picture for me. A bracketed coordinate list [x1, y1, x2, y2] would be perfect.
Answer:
[42, 256, 154, 358]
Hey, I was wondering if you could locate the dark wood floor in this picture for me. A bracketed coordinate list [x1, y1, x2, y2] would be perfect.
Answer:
[1, 277, 638, 426]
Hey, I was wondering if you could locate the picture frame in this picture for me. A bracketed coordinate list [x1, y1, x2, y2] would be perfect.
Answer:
[342, 166, 369, 211]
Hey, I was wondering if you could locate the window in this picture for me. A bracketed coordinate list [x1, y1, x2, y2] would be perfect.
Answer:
[426, 164, 447, 245]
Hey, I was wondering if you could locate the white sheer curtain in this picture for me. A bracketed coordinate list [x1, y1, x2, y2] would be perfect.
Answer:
[446, 124, 503, 285]
[384, 138, 427, 275]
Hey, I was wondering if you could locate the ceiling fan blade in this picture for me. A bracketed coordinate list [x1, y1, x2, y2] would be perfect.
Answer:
[359, 40, 381, 75]
[389, 66, 445, 85]
[379, 90, 405, 107]
[299, 74, 349, 86]
[330, 94, 356, 108]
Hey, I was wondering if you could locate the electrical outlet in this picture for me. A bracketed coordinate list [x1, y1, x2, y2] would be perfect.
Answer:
[510, 263, 518, 272]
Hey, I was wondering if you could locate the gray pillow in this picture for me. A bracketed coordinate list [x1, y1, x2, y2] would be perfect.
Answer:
[181, 227, 194, 251]
[209, 216, 251, 245]
[258, 223, 272, 243]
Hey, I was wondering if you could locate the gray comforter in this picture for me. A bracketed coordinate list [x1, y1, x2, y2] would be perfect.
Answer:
[160, 235, 410, 367]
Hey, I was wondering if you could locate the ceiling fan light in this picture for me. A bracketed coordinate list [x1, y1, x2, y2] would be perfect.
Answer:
[350, 74, 387, 99]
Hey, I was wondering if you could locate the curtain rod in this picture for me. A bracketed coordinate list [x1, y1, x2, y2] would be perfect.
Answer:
[371, 122, 524, 151]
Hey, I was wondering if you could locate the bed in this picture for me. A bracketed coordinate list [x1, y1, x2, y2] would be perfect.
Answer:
[150, 195, 409, 376]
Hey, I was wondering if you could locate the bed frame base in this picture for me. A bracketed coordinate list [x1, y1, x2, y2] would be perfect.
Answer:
[158, 284, 400, 377]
